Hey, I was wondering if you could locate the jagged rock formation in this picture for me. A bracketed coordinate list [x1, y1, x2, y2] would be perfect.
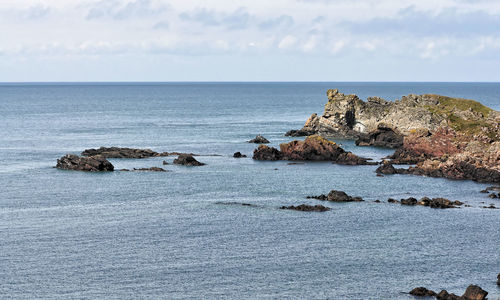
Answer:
[56, 154, 114, 172]
[253, 135, 375, 165]
[291, 89, 500, 183]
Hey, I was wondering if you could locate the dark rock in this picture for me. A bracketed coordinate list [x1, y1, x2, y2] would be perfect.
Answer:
[479, 189, 488, 193]
[409, 287, 436, 297]
[120, 169, 130, 171]
[462, 285, 488, 300]
[248, 135, 270, 144]
[486, 186, 500, 192]
[132, 167, 167, 172]
[436, 290, 461, 300]
[233, 152, 247, 158]
[482, 204, 498, 209]
[429, 198, 459, 209]
[374, 200, 381, 203]
[82, 147, 167, 158]
[406, 159, 500, 183]
[253, 145, 283, 161]
[308, 190, 364, 202]
[280, 204, 331, 212]
[388, 198, 399, 203]
[355, 125, 404, 148]
[497, 273, 500, 286]
[401, 197, 418, 206]
[488, 193, 498, 199]
[162, 160, 169, 165]
[376, 162, 397, 174]
[285, 129, 316, 137]
[386, 148, 428, 165]
[56, 154, 114, 172]
[173, 154, 205, 166]
[418, 197, 432, 206]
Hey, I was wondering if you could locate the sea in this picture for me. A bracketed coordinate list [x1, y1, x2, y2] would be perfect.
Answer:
[0, 82, 499, 299]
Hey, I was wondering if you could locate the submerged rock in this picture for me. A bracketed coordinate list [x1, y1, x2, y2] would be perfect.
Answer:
[173, 154, 205, 166]
[280, 204, 330, 212]
[215, 202, 258, 207]
[248, 135, 270, 144]
[132, 167, 167, 172]
[56, 154, 114, 172]
[308, 190, 364, 202]
[233, 152, 247, 158]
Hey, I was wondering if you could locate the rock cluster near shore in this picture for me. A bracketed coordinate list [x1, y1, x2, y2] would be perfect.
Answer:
[248, 135, 270, 144]
[307, 190, 364, 202]
[410, 284, 487, 300]
[173, 154, 205, 166]
[289, 89, 500, 183]
[389, 197, 463, 208]
[253, 135, 375, 165]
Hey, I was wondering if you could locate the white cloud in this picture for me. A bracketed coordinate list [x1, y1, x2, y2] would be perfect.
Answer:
[278, 35, 298, 49]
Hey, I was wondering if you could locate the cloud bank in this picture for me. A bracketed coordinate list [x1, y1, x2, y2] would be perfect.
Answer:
[1, 0, 499, 81]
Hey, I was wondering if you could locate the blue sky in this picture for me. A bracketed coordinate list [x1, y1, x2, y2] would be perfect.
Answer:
[1, 0, 500, 82]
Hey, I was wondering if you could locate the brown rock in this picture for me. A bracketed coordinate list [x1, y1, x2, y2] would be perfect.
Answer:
[462, 285, 488, 300]
[409, 287, 436, 297]
[248, 135, 270, 144]
[308, 190, 363, 202]
[253, 145, 283, 161]
[233, 152, 247, 158]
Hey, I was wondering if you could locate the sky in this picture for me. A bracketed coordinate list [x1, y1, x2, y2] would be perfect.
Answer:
[1, 0, 500, 82]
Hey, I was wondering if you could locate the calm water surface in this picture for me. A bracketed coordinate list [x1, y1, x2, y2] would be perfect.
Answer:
[0, 83, 499, 299]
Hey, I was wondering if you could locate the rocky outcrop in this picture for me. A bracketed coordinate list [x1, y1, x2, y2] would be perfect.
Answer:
[388, 197, 463, 208]
[307, 190, 363, 202]
[248, 135, 270, 144]
[285, 113, 320, 137]
[280, 204, 331, 212]
[410, 285, 487, 300]
[355, 124, 404, 148]
[56, 154, 114, 172]
[173, 154, 205, 166]
[292, 89, 500, 183]
[253, 136, 375, 165]
[279, 135, 375, 165]
[81, 147, 169, 158]
[497, 273, 500, 286]
[253, 145, 284, 161]
[233, 152, 247, 158]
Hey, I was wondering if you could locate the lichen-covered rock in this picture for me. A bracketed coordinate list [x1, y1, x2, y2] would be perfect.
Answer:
[248, 135, 270, 144]
[173, 154, 205, 166]
[279, 204, 331, 212]
[308, 190, 363, 202]
[56, 154, 114, 172]
[253, 145, 283, 161]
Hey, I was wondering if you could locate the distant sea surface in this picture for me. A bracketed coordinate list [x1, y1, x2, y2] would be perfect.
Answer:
[0, 82, 499, 299]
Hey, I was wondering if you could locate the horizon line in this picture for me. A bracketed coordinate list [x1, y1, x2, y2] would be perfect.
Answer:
[1, 81, 500, 84]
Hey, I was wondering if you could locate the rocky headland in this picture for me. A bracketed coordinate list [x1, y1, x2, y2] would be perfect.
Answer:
[253, 135, 375, 165]
[289, 89, 500, 183]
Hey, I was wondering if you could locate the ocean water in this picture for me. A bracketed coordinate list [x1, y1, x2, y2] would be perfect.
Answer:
[0, 82, 499, 299]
